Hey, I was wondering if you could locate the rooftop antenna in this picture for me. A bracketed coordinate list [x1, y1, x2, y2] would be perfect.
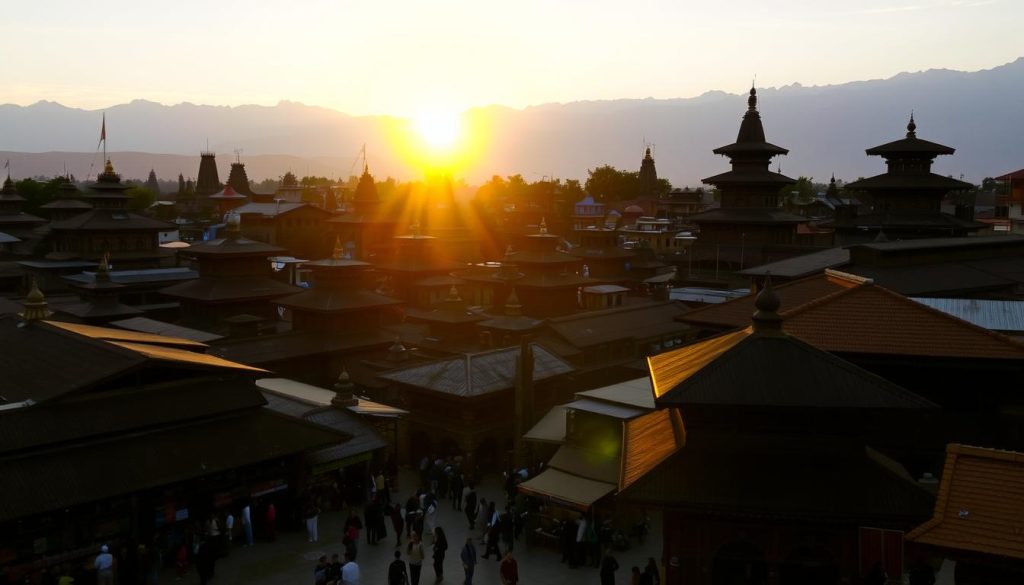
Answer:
[234, 148, 243, 164]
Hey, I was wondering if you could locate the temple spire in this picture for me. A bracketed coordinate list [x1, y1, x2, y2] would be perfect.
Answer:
[332, 367, 358, 407]
[96, 251, 112, 283]
[906, 112, 917, 138]
[332, 236, 344, 260]
[747, 86, 758, 111]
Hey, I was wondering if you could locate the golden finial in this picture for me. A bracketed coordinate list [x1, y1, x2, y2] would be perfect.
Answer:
[332, 236, 344, 260]
[505, 288, 522, 316]
[20, 276, 51, 323]
[446, 284, 461, 302]
[104, 159, 114, 175]
[539, 217, 548, 235]
[96, 251, 111, 282]
[410, 222, 421, 237]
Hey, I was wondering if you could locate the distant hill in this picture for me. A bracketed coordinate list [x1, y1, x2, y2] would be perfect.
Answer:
[2, 58, 1022, 186]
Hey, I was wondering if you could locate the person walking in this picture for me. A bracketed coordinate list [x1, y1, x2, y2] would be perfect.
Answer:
[93, 545, 114, 585]
[314, 555, 330, 585]
[451, 473, 463, 510]
[600, 549, 620, 585]
[407, 531, 425, 585]
[389, 551, 410, 585]
[423, 497, 438, 542]
[391, 503, 405, 547]
[499, 551, 518, 585]
[464, 487, 478, 530]
[265, 501, 277, 542]
[642, 558, 660, 585]
[460, 537, 477, 585]
[432, 527, 448, 583]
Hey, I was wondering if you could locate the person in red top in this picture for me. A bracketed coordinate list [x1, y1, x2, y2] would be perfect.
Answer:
[265, 502, 277, 542]
[499, 551, 518, 585]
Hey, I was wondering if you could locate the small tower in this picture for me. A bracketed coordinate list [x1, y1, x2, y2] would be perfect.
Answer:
[195, 151, 222, 197]
[144, 169, 160, 194]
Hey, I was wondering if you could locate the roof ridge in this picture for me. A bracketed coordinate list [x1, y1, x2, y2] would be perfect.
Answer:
[948, 443, 1024, 462]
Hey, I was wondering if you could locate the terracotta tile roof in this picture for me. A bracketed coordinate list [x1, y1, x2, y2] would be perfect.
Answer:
[783, 284, 1024, 360]
[677, 270, 867, 329]
[906, 444, 1024, 560]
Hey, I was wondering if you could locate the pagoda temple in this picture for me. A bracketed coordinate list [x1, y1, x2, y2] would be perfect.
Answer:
[0, 173, 45, 254]
[690, 88, 817, 270]
[159, 213, 298, 329]
[830, 115, 983, 243]
[638, 147, 660, 198]
[47, 160, 174, 268]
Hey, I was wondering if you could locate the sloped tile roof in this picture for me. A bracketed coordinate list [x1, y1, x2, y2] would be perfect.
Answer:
[678, 271, 865, 329]
[906, 444, 1024, 560]
[783, 284, 1024, 360]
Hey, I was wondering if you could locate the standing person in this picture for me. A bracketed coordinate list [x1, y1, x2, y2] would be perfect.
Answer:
[600, 549, 620, 585]
[432, 527, 448, 583]
[464, 487, 478, 530]
[631, 566, 642, 585]
[388, 551, 409, 585]
[196, 541, 216, 585]
[391, 503, 405, 547]
[265, 501, 277, 542]
[305, 498, 321, 543]
[642, 558, 660, 585]
[499, 551, 518, 585]
[407, 532, 425, 585]
[376, 471, 390, 507]
[500, 507, 514, 552]
[241, 501, 254, 547]
[460, 537, 477, 585]
[450, 473, 463, 510]
[365, 499, 379, 545]
[93, 545, 114, 585]
[340, 552, 360, 585]
[574, 515, 587, 568]
[405, 495, 420, 539]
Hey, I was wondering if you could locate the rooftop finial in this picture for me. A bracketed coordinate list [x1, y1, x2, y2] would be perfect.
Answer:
[539, 216, 548, 235]
[505, 288, 523, 316]
[446, 284, 462, 303]
[20, 276, 51, 323]
[332, 236, 344, 260]
[410, 222, 421, 237]
[751, 274, 783, 335]
[748, 85, 758, 111]
[96, 251, 111, 282]
[907, 111, 917, 138]
[332, 366, 358, 407]
[225, 211, 241, 239]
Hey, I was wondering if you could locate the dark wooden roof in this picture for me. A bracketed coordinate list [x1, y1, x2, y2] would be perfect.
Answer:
[50, 209, 174, 231]
[689, 207, 807, 224]
[210, 329, 395, 365]
[182, 236, 285, 257]
[0, 407, 342, 522]
[277, 288, 402, 313]
[622, 433, 934, 524]
[548, 301, 689, 348]
[845, 173, 974, 192]
[649, 327, 936, 409]
[160, 277, 298, 302]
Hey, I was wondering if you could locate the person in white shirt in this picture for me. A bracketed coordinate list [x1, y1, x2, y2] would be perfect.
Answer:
[94, 545, 114, 585]
[341, 553, 360, 585]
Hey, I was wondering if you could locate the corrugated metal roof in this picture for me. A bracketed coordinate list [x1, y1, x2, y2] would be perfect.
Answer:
[379, 343, 574, 397]
[910, 297, 1024, 333]
[566, 397, 646, 420]
[575, 377, 655, 409]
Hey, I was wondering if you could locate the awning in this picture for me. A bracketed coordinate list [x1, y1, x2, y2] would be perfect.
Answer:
[518, 468, 616, 510]
[523, 405, 567, 443]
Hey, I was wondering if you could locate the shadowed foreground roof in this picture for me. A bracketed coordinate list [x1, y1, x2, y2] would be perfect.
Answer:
[622, 433, 934, 523]
[0, 408, 342, 522]
[907, 444, 1024, 560]
[379, 343, 573, 397]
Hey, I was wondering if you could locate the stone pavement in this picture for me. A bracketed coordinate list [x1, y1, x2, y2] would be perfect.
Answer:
[169, 470, 661, 585]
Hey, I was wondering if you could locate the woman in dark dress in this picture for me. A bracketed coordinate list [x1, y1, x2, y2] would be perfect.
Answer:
[432, 527, 448, 582]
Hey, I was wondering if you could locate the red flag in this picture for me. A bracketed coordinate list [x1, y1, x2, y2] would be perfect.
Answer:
[98, 113, 106, 149]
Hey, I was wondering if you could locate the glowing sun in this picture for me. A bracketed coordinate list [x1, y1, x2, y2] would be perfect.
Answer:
[414, 108, 462, 150]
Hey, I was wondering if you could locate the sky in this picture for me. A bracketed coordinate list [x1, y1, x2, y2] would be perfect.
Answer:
[0, 0, 1020, 117]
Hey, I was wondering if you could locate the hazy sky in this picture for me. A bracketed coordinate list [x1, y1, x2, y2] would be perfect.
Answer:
[1, 0, 1019, 116]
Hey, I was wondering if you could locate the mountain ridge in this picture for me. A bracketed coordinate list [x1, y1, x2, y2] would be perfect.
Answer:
[1, 58, 1022, 185]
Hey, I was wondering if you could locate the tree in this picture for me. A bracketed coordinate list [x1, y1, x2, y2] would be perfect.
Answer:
[561, 179, 585, 200]
[585, 165, 639, 202]
[780, 176, 816, 206]
[126, 186, 156, 213]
